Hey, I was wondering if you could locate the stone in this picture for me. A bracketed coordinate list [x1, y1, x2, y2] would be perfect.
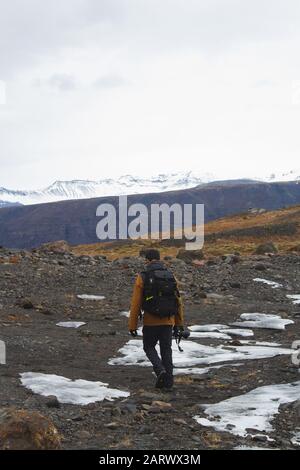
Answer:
[223, 254, 240, 264]
[138, 391, 167, 401]
[198, 291, 207, 299]
[151, 401, 172, 411]
[229, 281, 241, 288]
[17, 298, 34, 309]
[176, 249, 204, 264]
[122, 403, 137, 414]
[0, 408, 61, 450]
[252, 434, 268, 442]
[45, 396, 60, 409]
[174, 418, 188, 425]
[254, 263, 267, 271]
[206, 293, 226, 300]
[39, 240, 70, 254]
[254, 242, 278, 255]
[104, 422, 120, 429]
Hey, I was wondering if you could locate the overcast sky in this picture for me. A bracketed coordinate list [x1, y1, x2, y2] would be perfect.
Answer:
[1, 0, 300, 189]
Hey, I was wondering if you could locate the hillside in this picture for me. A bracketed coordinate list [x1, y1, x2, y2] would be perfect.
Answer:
[72, 204, 300, 259]
[1, 181, 300, 249]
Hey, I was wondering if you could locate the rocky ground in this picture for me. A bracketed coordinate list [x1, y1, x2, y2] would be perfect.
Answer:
[0, 245, 300, 450]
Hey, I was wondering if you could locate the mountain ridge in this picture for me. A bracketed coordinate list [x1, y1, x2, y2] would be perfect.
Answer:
[1, 168, 300, 206]
[1, 180, 300, 249]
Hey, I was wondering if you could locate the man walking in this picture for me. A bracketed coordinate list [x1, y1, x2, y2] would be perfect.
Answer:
[128, 249, 184, 390]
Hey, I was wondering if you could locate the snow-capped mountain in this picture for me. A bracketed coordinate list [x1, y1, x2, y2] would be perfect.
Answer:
[264, 169, 300, 182]
[0, 200, 22, 208]
[0, 169, 299, 206]
[0, 172, 216, 206]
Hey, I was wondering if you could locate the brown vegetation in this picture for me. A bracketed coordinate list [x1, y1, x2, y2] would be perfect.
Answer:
[71, 204, 300, 259]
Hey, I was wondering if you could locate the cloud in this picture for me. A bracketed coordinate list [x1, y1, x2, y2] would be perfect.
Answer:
[253, 79, 277, 88]
[93, 75, 131, 89]
[1, 0, 300, 78]
[49, 74, 76, 91]
[0, 1, 300, 188]
[34, 74, 77, 92]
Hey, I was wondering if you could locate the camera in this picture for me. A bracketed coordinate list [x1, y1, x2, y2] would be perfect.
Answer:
[178, 329, 190, 340]
[173, 326, 190, 340]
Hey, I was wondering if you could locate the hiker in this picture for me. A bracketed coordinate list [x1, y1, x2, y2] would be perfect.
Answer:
[128, 249, 184, 390]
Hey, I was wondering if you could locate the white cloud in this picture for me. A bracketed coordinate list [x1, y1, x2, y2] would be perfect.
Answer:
[1, 1, 300, 188]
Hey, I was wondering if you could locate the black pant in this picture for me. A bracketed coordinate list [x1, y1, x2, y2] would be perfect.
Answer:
[143, 325, 173, 386]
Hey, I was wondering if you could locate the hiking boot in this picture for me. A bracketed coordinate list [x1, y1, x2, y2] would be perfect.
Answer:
[155, 370, 167, 389]
[162, 375, 174, 392]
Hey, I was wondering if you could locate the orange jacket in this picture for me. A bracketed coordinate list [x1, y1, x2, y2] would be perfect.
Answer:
[128, 271, 184, 331]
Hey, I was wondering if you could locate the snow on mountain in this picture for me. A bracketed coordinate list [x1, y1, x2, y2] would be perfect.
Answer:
[0, 169, 299, 206]
[264, 168, 300, 182]
[0, 172, 216, 206]
[0, 200, 22, 208]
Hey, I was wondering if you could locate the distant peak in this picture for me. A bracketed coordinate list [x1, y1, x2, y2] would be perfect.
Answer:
[1, 169, 300, 206]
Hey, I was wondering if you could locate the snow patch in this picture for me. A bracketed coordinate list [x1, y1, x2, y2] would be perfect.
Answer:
[173, 365, 224, 376]
[56, 322, 86, 329]
[20, 372, 129, 405]
[109, 339, 292, 370]
[189, 324, 253, 338]
[172, 364, 244, 376]
[189, 324, 229, 332]
[120, 311, 130, 317]
[194, 381, 300, 437]
[225, 329, 254, 338]
[231, 313, 294, 330]
[77, 295, 105, 301]
[287, 294, 300, 305]
[234, 446, 272, 450]
[253, 278, 283, 289]
[239, 340, 281, 347]
[291, 431, 300, 446]
[189, 331, 232, 340]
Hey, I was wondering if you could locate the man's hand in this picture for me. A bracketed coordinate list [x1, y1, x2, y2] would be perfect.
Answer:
[173, 326, 184, 338]
[130, 330, 138, 337]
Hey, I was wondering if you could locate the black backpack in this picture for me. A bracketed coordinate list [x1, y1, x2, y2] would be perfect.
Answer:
[141, 263, 179, 318]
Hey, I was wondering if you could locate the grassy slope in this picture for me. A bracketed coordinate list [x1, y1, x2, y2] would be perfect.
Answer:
[71, 204, 300, 259]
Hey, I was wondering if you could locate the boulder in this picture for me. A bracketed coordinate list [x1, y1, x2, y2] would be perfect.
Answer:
[16, 298, 34, 309]
[176, 249, 204, 264]
[254, 263, 267, 271]
[254, 241, 278, 255]
[198, 291, 207, 299]
[289, 245, 300, 253]
[229, 281, 241, 288]
[38, 240, 70, 254]
[45, 396, 60, 409]
[222, 254, 240, 264]
[0, 408, 61, 450]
